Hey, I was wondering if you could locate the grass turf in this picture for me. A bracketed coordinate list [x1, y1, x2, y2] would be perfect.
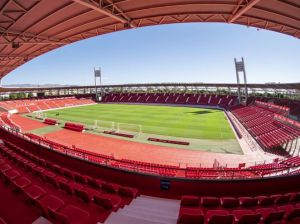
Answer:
[43, 104, 235, 140]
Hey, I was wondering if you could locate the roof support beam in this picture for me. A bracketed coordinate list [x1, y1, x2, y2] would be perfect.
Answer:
[72, 0, 136, 28]
[0, 0, 13, 15]
[0, 29, 67, 45]
[229, 0, 262, 23]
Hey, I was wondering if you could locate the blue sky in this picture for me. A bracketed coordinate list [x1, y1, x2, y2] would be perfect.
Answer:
[3, 23, 300, 85]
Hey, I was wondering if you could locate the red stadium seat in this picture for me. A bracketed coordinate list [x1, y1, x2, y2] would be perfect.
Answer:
[206, 210, 233, 224]
[220, 197, 239, 208]
[232, 210, 261, 224]
[48, 205, 89, 224]
[201, 197, 220, 208]
[35, 194, 65, 216]
[181, 195, 200, 207]
[256, 208, 285, 223]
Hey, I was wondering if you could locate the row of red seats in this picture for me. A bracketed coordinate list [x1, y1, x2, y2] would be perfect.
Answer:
[102, 93, 237, 108]
[148, 137, 190, 145]
[64, 122, 85, 132]
[0, 97, 94, 114]
[178, 194, 300, 224]
[111, 159, 179, 177]
[255, 100, 290, 115]
[185, 167, 255, 179]
[0, 140, 139, 223]
[0, 113, 19, 130]
[280, 156, 300, 167]
[249, 163, 289, 176]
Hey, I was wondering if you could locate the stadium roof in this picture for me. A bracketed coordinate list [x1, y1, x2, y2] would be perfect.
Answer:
[0, 0, 299, 79]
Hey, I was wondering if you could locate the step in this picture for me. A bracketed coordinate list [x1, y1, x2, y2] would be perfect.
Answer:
[119, 207, 177, 223]
[104, 213, 168, 224]
[117, 209, 176, 224]
[122, 206, 177, 219]
[126, 203, 179, 217]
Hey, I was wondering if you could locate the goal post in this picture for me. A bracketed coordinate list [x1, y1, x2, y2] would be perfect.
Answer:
[93, 120, 115, 131]
[34, 111, 46, 120]
[116, 122, 142, 136]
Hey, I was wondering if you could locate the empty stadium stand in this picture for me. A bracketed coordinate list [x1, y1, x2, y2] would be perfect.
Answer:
[230, 104, 300, 154]
[101, 93, 238, 108]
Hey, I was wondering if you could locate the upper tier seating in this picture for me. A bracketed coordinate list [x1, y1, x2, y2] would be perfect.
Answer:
[102, 93, 238, 108]
[0, 97, 94, 114]
[0, 113, 19, 130]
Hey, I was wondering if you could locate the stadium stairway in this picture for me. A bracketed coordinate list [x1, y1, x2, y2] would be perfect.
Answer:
[104, 195, 180, 224]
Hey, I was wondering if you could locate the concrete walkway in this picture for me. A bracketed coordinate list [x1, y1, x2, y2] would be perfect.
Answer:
[104, 195, 180, 224]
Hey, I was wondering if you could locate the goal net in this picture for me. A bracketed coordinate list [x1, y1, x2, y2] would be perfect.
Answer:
[116, 122, 142, 136]
[34, 111, 46, 120]
[93, 120, 115, 131]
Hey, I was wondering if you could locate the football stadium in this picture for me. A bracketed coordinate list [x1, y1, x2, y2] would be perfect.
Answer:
[0, 1, 300, 224]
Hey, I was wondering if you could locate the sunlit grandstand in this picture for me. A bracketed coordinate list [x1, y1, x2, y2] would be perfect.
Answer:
[0, 1, 300, 224]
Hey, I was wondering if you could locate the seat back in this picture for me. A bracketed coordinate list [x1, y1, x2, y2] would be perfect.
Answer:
[239, 197, 258, 207]
[275, 195, 291, 204]
[179, 213, 204, 224]
[286, 208, 300, 221]
[119, 186, 137, 198]
[102, 183, 117, 193]
[221, 197, 239, 208]
[209, 214, 234, 224]
[75, 189, 90, 203]
[181, 196, 200, 207]
[264, 211, 285, 223]
[201, 197, 220, 207]
[48, 208, 68, 224]
[94, 195, 112, 209]
[237, 214, 261, 224]
[256, 196, 274, 206]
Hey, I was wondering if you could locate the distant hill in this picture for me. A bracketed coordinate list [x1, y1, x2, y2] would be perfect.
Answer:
[2, 84, 77, 88]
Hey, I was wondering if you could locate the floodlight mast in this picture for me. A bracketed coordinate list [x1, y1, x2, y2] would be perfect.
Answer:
[94, 67, 101, 101]
[234, 58, 248, 104]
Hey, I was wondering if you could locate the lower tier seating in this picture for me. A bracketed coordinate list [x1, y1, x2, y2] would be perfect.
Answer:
[0, 140, 139, 224]
[178, 195, 300, 224]
[23, 132, 299, 179]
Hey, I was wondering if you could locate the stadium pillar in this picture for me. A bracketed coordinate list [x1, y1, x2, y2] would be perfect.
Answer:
[234, 58, 248, 104]
[94, 68, 101, 101]
[234, 58, 241, 103]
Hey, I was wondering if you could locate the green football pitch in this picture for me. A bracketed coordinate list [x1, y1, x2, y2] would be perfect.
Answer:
[44, 104, 236, 140]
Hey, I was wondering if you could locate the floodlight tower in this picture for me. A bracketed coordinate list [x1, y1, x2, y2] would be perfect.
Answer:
[234, 58, 248, 104]
[94, 68, 102, 102]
